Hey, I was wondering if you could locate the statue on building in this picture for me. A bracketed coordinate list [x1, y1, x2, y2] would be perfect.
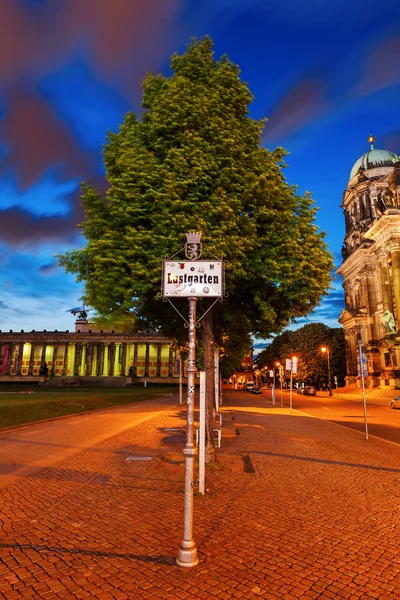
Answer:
[382, 189, 394, 209]
[71, 307, 88, 321]
[383, 310, 396, 334]
[374, 196, 385, 218]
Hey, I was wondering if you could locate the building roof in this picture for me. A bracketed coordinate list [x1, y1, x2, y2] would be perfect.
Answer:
[350, 148, 397, 180]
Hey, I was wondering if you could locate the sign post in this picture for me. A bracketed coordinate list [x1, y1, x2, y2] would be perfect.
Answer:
[358, 341, 369, 440]
[286, 357, 297, 413]
[269, 369, 276, 405]
[162, 232, 225, 568]
[199, 371, 206, 495]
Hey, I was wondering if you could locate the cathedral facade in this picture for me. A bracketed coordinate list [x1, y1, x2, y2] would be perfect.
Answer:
[337, 135, 400, 388]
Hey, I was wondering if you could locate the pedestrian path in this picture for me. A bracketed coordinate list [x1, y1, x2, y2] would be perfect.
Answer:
[0, 390, 399, 599]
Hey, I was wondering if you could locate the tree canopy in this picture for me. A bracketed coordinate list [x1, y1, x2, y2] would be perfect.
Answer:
[58, 36, 333, 344]
[256, 323, 346, 387]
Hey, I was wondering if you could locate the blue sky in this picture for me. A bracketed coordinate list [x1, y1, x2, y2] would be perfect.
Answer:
[0, 0, 399, 335]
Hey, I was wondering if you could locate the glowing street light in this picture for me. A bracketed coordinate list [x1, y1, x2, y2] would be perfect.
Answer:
[321, 347, 332, 396]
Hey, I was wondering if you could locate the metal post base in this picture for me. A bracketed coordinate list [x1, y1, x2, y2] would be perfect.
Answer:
[176, 540, 199, 567]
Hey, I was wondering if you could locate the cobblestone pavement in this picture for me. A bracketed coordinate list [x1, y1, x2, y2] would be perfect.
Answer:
[0, 390, 399, 599]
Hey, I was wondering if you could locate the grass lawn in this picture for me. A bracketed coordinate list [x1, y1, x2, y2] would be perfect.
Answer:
[0, 385, 179, 430]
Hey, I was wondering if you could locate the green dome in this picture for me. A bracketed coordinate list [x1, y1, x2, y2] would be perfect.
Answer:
[350, 148, 397, 180]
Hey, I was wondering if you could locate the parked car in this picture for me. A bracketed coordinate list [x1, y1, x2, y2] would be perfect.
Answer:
[243, 382, 255, 392]
[297, 387, 305, 395]
[390, 396, 400, 409]
[303, 386, 316, 396]
[251, 386, 262, 394]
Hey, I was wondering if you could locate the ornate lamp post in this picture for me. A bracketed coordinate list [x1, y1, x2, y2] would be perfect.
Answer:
[321, 347, 333, 396]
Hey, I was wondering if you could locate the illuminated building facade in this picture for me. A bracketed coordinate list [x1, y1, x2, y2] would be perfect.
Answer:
[0, 313, 179, 384]
[337, 135, 400, 388]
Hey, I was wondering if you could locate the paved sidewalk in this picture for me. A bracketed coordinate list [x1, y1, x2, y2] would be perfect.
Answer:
[0, 390, 399, 599]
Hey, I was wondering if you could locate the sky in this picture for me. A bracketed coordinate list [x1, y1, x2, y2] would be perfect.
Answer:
[1, 0, 399, 338]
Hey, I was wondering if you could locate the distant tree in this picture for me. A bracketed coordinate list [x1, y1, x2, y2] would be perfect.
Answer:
[58, 37, 333, 459]
[257, 323, 346, 387]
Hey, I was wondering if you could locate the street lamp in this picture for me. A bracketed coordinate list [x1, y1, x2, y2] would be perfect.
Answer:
[321, 347, 332, 396]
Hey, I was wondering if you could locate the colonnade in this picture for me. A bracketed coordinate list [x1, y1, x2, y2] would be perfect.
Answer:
[0, 340, 178, 379]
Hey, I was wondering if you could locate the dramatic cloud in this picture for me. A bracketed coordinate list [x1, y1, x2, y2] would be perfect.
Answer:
[0, 0, 183, 92]
[263, 78, 330, 143]
[352, 35, 400, 98]
[38, 262, 61, 277]
[0, 202, 83, 249]
[0, 89, 95, 189]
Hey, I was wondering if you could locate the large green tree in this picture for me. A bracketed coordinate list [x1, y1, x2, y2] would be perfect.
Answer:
[59, 37, 333, 456]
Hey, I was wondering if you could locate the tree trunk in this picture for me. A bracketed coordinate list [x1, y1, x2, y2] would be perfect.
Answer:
[202, 311, 216, 463]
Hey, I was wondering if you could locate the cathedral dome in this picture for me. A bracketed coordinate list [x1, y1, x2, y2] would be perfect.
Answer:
[350, 135, 397, 180]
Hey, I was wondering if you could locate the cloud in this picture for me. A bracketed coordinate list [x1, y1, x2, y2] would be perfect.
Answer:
[0, 88, 95, 189]
[0, 202, 83, 249]
[263, 78, 330, 143]
[38, 262, 61, 277]
[352, 35, 400, 98]
[0, 0, 183, 94]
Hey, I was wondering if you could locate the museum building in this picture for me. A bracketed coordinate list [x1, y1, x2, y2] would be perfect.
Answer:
[0, 312, 180, 384]
[337, 135, 400, 388]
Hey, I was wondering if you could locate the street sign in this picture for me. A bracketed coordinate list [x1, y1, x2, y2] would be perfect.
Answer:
[163, 261, 223, 297]
[286, 358, 297, 373]
[357, 344, 368, 377]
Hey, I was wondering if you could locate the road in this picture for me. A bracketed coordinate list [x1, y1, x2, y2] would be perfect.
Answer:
[253, 387, 400, 444]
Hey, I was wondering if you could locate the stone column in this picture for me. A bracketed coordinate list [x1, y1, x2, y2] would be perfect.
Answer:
[156, 344, 162, 377]
[74, 343, 82, 376]
[15, 343, 23, 376]
[28, 344, 35, 375]
[168, 346, 174, 377]
[379, 252, 394, 317]
[108, 343, 116, 376]
[40, 343, 47, 370]
[5, 343, 13, 375]
[62, 343, 69, 376]
[370, 184, 378, 219]
[120, 343, 127, 376]
[364, 266, 379, 340]
[364, 191, 371, 218]
[97, 343, 104, 376]
[390, 244, 400, 328]
[144, 343, 150, 377]
[133, 343, 138, 376]
[51, 345, 58, 376]
[86, 343, 94, 376]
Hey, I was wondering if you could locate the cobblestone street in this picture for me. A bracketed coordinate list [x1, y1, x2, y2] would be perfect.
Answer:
[0, 390, 399, 599]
